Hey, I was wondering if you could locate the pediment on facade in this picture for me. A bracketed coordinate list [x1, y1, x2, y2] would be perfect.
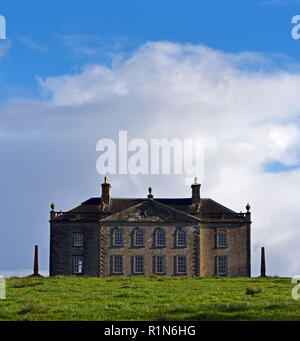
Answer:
[99, 199, 201, 223]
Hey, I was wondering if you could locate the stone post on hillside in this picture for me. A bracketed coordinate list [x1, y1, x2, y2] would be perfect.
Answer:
[260, 246, 266, 277]
[33, 245, 40, 277]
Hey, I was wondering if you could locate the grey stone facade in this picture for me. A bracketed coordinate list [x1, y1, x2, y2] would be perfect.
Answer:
[49, 179, 251, 277]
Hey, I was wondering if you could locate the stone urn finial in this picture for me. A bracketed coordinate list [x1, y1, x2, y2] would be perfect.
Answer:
[147, 187, 153, 199]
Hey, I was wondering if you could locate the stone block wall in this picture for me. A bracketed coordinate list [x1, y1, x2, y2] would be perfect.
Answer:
[50, 221, 250, 277]
[199, 223, 250, 277]
[99, 223, 197, 277]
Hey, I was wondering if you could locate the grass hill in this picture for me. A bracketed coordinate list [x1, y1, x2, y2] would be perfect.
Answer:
[0, 276, 299, 321]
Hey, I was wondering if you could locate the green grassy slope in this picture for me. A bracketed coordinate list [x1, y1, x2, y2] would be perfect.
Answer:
[0, 276, 299, 321]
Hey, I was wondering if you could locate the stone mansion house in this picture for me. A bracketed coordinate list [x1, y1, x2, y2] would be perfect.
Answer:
[49, 178, 251, 277]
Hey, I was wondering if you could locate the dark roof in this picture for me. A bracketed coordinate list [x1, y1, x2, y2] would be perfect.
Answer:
[155, 198, 193, 205]
[81, 197, 193, 206]
[67, 196, 237, 217]
[199, 199, 236, 214]
[81, 198, 102, 205]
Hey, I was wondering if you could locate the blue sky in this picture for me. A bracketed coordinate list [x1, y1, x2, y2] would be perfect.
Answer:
[1, 0, 300, 102]
[1, 0, 300, 276]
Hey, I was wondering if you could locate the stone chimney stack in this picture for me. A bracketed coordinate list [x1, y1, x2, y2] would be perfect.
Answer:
[101, 176, 111, 205]
[191, 177, 201, 204]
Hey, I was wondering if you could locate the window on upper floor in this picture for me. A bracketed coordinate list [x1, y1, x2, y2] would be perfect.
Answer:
[112, 228, 123, 247]
[217, 233, 227, 248]
[176, 229, 187, 247]
[133, 229, 144, 247]
[155, 229, 165, 247]
[73, 232, 83, 247]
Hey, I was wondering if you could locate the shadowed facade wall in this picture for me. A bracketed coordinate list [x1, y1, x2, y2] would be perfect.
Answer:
[50, 222, 100, 277]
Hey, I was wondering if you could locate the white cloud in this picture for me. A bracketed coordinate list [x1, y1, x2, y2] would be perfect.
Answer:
[262, 0, 300, 5]
[57, 34, 137, 63]
[19, 37, 49, 52]
[2, 41, 300, 277]
[0, 39, 11, 60]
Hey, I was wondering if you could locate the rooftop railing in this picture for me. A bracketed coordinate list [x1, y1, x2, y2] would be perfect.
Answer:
[51, 210, 249, 222]
[53, 211, 104, 221]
